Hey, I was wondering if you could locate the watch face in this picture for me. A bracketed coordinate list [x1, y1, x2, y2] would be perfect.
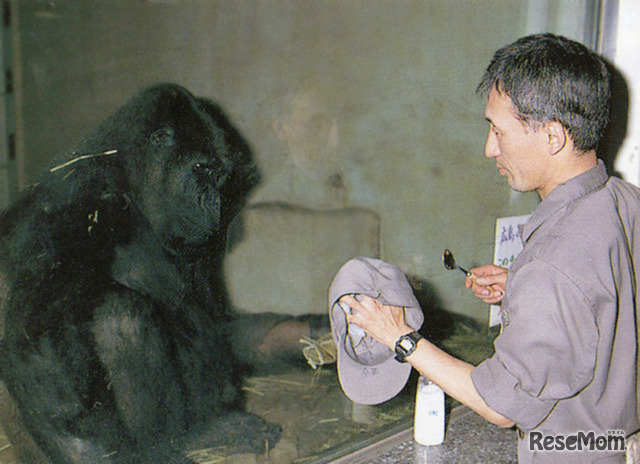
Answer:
[399, 338, 414, 351]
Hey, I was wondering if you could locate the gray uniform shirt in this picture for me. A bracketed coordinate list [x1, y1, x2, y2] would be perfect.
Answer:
[471, 161, 640, 463]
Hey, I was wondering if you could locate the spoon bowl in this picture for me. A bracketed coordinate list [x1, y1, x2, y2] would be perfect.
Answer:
[443, 249, 471, 276]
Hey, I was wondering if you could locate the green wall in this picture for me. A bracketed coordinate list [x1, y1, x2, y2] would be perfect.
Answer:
[13, 0, 599, 321]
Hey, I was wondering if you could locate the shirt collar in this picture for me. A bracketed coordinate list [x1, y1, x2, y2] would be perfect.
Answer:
[521, 160, 609, 243]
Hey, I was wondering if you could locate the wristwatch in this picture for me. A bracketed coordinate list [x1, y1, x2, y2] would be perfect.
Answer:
[394, 331, 423, 363]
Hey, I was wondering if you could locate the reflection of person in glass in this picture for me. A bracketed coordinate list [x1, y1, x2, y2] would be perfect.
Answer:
[342, 34, 638, 463]
[255, 85, 348, 208]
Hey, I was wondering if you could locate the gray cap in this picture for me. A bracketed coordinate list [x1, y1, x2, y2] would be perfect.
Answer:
[329, 257, 424, 405]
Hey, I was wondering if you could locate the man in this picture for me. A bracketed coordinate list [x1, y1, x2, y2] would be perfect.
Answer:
[251, 84, 348, 208]
[342, 34, 639, 463]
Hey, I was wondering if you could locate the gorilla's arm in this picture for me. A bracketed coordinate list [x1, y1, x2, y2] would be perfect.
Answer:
[91, 290, 186, 440]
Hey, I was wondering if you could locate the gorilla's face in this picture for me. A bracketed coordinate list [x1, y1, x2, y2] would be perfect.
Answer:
[61, 84, 260, 256]
[139, 123, 235, 251]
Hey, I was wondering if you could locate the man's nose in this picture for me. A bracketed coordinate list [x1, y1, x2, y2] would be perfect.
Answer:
[485, 131, 499, 159]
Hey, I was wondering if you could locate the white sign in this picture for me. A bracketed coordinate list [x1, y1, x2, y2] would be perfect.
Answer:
[489, 215, 530, 327]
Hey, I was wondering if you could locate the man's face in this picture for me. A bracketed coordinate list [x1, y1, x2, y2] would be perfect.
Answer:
[483, 87, 551, 197]
[276, 89, 339, 169]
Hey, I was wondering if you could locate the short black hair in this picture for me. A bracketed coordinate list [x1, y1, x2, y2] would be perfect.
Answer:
[477, 33, 610, 152]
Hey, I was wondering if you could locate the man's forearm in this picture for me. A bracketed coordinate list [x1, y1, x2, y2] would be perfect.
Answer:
[340, 294, 514, 428]
[405, 338, 514, 428]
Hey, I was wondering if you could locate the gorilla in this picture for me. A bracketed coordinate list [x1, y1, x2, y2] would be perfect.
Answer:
[0, 84, 303, 463]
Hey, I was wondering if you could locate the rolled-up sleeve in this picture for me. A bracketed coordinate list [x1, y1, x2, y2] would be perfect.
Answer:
[471, 259, 599, 430]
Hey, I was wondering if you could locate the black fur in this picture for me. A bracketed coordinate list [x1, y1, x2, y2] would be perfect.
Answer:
[0, 84, 280, 463]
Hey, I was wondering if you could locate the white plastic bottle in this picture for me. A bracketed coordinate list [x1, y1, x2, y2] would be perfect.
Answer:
[414, 376, 445, 446]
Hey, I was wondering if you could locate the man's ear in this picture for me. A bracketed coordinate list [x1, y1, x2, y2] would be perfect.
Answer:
[545, 121, 567, 156]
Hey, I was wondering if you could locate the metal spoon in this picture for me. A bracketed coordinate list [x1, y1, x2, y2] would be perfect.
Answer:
[443, 249, 471, 276]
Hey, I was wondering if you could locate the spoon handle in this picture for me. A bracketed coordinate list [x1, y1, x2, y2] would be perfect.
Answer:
[456, 265, 471, 276]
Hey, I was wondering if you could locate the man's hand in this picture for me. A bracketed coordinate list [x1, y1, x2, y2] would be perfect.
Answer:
[338, 294, 413, 350]
[465, 264, 507, 304]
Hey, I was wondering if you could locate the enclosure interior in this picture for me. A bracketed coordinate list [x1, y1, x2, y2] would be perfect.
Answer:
[0, 1, 603, 462]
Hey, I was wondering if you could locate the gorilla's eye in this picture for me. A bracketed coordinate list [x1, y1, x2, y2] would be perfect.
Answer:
[193, 161, 229, 187]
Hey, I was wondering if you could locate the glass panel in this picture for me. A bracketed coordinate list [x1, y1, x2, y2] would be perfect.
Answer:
[0, 1, 601, 463]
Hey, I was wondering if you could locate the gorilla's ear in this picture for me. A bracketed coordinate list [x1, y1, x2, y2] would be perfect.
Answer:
[150, 127, 175, 147]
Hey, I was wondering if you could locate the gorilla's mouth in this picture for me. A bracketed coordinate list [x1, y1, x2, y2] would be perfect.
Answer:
[167, 188, 225, 250]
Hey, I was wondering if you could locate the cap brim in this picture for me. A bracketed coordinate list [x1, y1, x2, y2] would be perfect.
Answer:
[336, 333, 412, 405]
